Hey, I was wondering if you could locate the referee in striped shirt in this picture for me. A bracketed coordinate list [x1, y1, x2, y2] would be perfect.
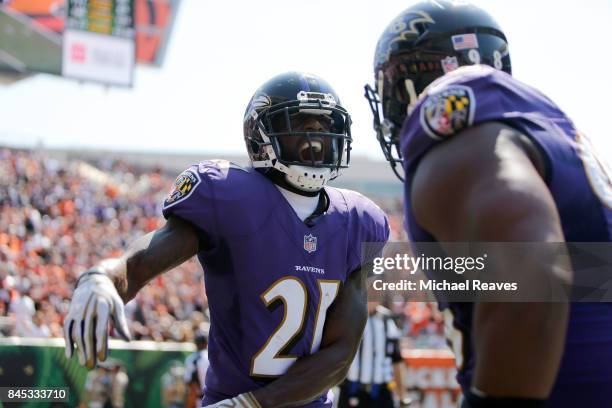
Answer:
[338, 299, 410, 407]
[184, 331, 210, 408]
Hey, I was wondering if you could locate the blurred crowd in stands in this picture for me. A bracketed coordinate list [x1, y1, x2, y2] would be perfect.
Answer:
[0, 147, 446, 349]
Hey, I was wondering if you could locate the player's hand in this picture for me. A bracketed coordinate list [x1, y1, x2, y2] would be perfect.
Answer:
[64, 271, 131, 369]
[203, 393, 261, 408]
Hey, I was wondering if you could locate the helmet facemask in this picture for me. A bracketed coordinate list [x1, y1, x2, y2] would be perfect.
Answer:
[365, 58, 430, 182]
[246, 92, 352, 192]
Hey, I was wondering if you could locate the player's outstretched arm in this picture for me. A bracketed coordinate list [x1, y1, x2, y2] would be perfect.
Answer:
[111, 215, 201, 303]
[250, 265, 369, 408]
[64, 215, 200, 368]
[412, 122, 572, 403]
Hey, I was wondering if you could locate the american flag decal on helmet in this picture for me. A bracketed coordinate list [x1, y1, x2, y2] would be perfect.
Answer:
[304, 234, 317, 253]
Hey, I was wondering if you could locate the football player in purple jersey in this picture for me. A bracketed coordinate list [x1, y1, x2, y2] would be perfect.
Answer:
[366, 1, 612, 407]
[64, 72, 390, 408]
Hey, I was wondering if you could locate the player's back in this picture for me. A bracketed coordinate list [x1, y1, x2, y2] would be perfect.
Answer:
[162, 160, 389, 406]
[400, 65, 612, 406]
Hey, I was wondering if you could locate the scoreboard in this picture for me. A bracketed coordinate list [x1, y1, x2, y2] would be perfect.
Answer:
[62, 0, 135, 86]
[0, 0, 180, 86]
[66, 0, 133, 38]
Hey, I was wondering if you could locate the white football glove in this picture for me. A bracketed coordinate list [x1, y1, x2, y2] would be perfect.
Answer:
[64, 270, 131, 368]
[204, 393, 261, 408]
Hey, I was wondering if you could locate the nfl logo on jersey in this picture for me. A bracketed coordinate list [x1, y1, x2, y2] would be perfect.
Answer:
[303, 234, 317, 253]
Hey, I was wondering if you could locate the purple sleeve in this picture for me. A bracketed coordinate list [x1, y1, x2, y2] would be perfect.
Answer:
[161, 164, 218, 242]
[400, 66, 491, 172]
[401, 65, 562, 175]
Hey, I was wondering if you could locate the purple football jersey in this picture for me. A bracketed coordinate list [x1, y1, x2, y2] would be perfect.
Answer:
[162, 160, 389, 406]
[400, 66, 612, 407]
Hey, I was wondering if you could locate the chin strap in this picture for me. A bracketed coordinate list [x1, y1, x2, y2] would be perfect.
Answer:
[284, 164, 333, 192]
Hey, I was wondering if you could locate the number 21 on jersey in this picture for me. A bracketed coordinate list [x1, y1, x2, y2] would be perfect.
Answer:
[250, 277, 340, 377]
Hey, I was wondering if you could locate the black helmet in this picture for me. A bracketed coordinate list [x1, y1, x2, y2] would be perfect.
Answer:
[244, 72, 352, 192]
[365, 0, 511, 180]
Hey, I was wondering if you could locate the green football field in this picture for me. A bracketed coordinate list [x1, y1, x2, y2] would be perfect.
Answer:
[0, 7, 62, 75]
